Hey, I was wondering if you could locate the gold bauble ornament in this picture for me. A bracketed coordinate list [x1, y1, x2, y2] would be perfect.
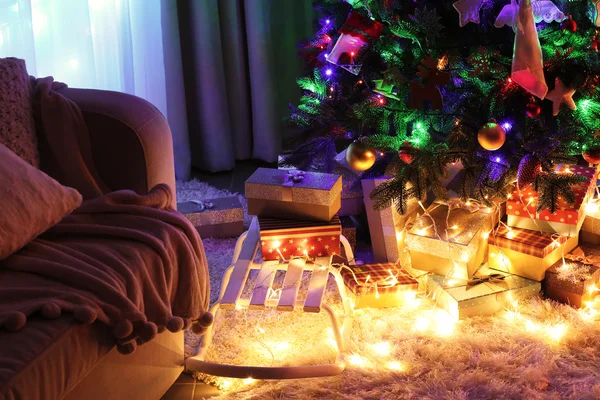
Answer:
[477, 122, 506, 151]
[346, 141, 376, 171]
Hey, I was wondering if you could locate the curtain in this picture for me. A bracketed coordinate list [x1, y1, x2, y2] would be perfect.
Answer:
[177, 0, 315, 172]
[0, 0, 315, 177]
[0, 0, 192, 180]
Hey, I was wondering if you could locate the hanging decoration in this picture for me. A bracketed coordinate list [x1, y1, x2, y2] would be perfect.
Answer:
[583, 147, 600, 164]
[408, 55, 450, 111]
[561, 15, 578, 32]
[494, 0, 565, 31]
[477, 121, 506, 151]
[398, 141, 417, 164]
[453, 0, 484, 27]
[517, 154, 541, 187]
[592, 34, 600, 52]
[545, 77, 577, 116]
[511, 0, 549, 99]
[373, 67, 404, 100]
[346, 140, 377, 171]
[327, 12, 384, 75]
[525, 101, 542, 118]
[591, 1, 600, 27]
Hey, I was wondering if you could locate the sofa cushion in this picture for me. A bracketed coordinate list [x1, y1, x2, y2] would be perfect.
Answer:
[0, 58, 39, 167]
[0, 143, 82, 259]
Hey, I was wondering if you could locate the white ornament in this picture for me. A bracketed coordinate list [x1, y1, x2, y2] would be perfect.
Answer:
[495, 0, 566, 32]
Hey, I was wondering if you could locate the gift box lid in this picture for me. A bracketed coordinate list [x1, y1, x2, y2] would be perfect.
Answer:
[546, 246, 600, 294]
[245, 168, 342, 206]
[489, 225, 567, 258]
[341, 263, 418, 296]
[507, 164, 598, 221]
[177, 196, 243, 225]
[428, 266, 540, 308]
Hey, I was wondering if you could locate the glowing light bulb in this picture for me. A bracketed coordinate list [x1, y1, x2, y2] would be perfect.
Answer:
[586, 202, 600, 214]
[546, 324, 567, 342]
[386, 361, 405, 371]
[396, 231, 404, 241]
[482, 232, 490, 240]
[501, 122, 513, 132]
[348, 354, 367, 367]
[506, 230, 515, 239]
[243, 378, 256, 385]
[272, 240, 281, 249]
[495, 157, 501, 162]
[417, 228, 428, 236]
[450, 225, 459, 230]
[221, 379, 233, 390]
[325, 19, 330, 24]
[371, 341, 392, 356]
[325, 69, 333, 76]
[507, 77, 513, 83]
[350, 51, 355, 56]
[414, 316, 430, 331]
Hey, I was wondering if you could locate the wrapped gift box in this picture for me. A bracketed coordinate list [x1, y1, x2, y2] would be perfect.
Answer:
[362, 177, 421, 263]
[340, 215, 358, 252]
[177, 197, 244, 238]
[406, 201, 500, 280]
[246, 168, 342, 222]
[341, 263, 418, 309]
[258, 215, 341, 261]
[333, 160, 365, 217]
[580, 200, 600, 245]
[489, 225, 578, 281]
[506, 164, 598, 236]
[426, 266, 541, 320]
[544, 246, 600, 308]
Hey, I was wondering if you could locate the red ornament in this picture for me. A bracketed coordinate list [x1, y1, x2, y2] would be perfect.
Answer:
[525, 102, 542, 118]
[517, 155, 541, 188]
[408, 55, 450, 111]
[592, 36, 600, 52]
[398, 141, 416, 164]
[583, 147, 600, 164]
[561, 16, 577, 33]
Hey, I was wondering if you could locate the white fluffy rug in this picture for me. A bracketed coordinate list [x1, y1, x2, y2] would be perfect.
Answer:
[177, 179, 600, 400]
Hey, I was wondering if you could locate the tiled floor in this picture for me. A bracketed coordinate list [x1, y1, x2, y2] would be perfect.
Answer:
[161, 373, 221, 400]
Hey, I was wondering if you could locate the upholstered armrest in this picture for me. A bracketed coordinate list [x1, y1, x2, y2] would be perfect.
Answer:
[55, 87, 176, 207]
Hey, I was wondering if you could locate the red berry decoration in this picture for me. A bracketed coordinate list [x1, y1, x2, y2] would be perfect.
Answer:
[561, 16, 577, 33]
[398, 141, 416, 164]
[583, 147, 600, 164]
[517, 154, 541, 188]
[525, 102, 541, 118]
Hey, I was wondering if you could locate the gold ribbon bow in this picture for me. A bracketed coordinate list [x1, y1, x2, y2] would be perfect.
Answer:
[565, 248, 600, 267]
[466, 273, 507, 287]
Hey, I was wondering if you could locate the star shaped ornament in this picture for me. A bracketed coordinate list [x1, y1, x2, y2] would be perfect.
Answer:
[545, 78, 576, 116]
[453, 0, 484, 27]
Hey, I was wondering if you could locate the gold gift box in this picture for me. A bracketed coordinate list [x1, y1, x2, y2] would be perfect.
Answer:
[488, 225, 578, 281]
[426, 266, 541, 320]
[362, 178, 421, 263]
[580, 202, 600, 245]
[246, 168, 342, 222]
[406, 202, 498, 280]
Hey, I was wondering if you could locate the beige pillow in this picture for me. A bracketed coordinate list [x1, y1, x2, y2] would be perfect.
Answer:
[0, 57, 39, 167]
[0, 143, 82, 259]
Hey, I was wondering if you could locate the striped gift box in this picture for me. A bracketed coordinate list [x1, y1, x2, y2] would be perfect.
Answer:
[489, 225, 567, 258]
[341, 263, 418, 296]
[258, 215, 341, 261]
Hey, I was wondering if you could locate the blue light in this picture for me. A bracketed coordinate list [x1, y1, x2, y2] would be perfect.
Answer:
[495, 157, 501, 163]
[325, 69, 333, 76]
[326, 19, 330, 24]
[501, 121, 513, 132]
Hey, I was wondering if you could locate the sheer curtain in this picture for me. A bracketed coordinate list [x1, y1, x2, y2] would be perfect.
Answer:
[0, 0, 192, 180]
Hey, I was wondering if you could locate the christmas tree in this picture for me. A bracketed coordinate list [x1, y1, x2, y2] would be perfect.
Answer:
[283, 0, 600, 215]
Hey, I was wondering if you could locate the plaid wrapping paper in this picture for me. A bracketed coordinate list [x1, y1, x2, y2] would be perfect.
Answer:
[490, 225, 567, 258]
[341, 263, 418, 296]
[259, 215, 341, 261]
[507, 164, 598, 224]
